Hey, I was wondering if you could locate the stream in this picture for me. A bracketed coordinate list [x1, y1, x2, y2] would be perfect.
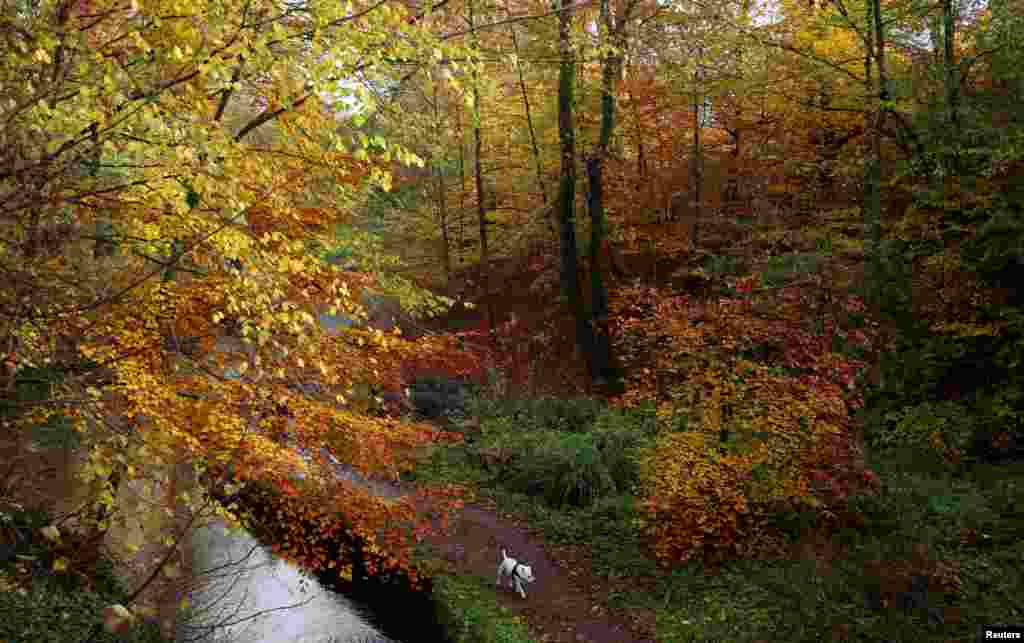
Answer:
[182, 520, 394, 643]
[179, 447, 421, 643]
[179, 455, 417, 643]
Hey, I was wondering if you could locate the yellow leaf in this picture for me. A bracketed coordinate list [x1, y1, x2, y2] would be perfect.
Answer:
[53, 557, 69, 572]
[40, 525, 61, 543]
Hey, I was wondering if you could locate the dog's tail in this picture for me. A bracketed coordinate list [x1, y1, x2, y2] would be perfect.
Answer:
[500, 548, 507, 561]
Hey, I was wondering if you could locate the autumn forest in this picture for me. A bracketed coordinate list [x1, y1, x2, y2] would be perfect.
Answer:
[1, 0, 1023, 639]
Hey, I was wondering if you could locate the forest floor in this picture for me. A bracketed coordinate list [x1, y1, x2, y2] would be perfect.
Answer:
[419, 494, 658, 643]
[340, 447, 658, 643]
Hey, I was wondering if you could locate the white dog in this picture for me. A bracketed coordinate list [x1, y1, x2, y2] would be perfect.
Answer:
[496, 548, 536, 598]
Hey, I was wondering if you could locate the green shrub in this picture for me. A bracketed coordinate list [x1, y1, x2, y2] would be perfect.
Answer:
[589, 406, 656, 490]
[869, 400, 975, 466]
[545, 433, 617, 508]
[469, 396, 606, 434]
[762, 253, 822, 288]
[704, 254, 742, 278]
[494, 432, 615, 508]
[587, 492, 638, 523]
[464, 399, 652, 508]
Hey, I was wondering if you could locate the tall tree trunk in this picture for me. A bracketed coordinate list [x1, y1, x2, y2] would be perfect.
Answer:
[863, 0, 886, 397]
[438, 173, 452, 283]
[583, 0, 625, 384]
[690, 51, 704, 245]
[942, 0, 960, 181]
[457, 96, 467, 268]
[556, 0, 593, 371]
[865, 0, 889, 304]
[872, 0, 891, 145]
[630, 84, 647, 179]
[432, 77, 452, 284]
[508, 22, 552, 242]
[470, 0, 496, 347]
[863, 0, 880, 305]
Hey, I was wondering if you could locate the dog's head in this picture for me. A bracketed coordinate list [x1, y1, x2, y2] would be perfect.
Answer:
[516, 563, 536, 584]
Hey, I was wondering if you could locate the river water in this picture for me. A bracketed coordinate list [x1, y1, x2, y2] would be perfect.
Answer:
[179, 455, 417, 643]
[181, 519, 395, 643]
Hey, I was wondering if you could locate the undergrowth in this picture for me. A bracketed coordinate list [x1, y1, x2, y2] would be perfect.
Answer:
[0, 509, 164, 643]
[412, 398, 1024, 642]
[432, 575, 537, 643]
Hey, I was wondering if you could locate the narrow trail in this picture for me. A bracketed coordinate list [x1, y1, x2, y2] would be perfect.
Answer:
[330, 462, 657, 643]
[429, 500, 657, 643]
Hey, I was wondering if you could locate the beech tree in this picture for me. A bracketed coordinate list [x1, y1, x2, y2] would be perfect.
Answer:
[1, 0, 473, 611]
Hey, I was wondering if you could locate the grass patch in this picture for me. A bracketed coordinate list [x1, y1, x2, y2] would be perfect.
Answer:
[432, 575, 537, 643]
[703, 254, 743, 279]
[406, 442, 489, 492]
[762, 252, 823, 288]
[466, 396, 607, 434]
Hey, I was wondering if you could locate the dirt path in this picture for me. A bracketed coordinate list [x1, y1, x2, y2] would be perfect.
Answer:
[331, 455, 656, 642]
[426, 498, 657, 643]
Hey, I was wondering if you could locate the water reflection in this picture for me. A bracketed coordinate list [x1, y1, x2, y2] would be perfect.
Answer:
[182, 520, 393, 643]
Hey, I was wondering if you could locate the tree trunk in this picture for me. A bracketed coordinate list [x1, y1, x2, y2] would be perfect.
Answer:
[583, 0, 625, 384]
[470, 0, 497, 347]
[690, 51, 705, 246]
[508, 22, 553, 241]
[556, 0, 593, 371]
[432, 78, 452, 284]
[437, 171, 452, 283]
[457, 103, 467, 268]
[942, 0, 960, 180]
[863, 0, 884, 313]
[632, 86, 647, 180]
